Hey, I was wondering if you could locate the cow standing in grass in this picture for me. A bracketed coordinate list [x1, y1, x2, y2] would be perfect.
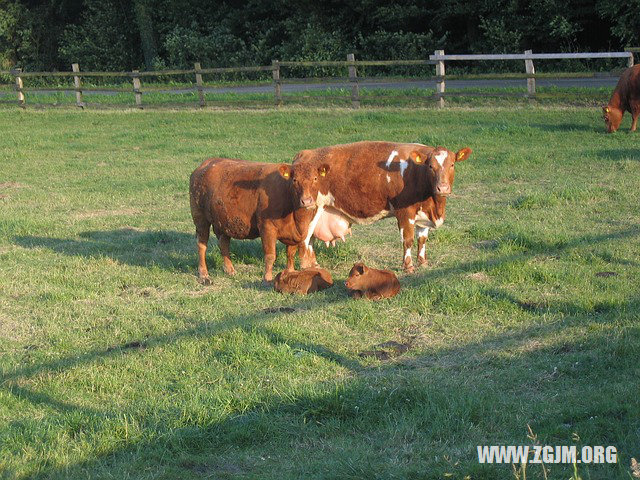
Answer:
[293, 141, 472, 272]
[189, 158, 332, 284]
[603, 64, 640, 133]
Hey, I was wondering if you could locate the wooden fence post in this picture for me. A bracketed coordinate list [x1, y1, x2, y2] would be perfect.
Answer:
[194, 62, 205, 107]
[132, 70, 143, 108]
[12, 68, 25, 107]
[628, 52, 634, 68]
[72, 63, 84, 108]
[272, 60, 282, 106]
[524, 50, 536, 97]
[435, 50, 445, 108]
[347, 53, 360, 108]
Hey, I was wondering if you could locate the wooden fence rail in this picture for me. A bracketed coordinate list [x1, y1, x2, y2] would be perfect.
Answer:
[1, 50, 634, 109]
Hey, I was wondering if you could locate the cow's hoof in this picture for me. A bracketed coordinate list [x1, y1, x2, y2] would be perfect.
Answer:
[223, 266, 236, 276]
[417, 259, 428, 267]
[404, 265, 415, 274]
[199, 276, 211, 286]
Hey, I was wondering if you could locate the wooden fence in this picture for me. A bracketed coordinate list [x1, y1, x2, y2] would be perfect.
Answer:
[0, 50, 634, 109]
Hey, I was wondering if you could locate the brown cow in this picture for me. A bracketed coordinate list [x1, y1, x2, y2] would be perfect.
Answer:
[293, 141, 472, 272]
[345, 262, 400, 300]
[603, 64, 640, 133]
[273, 268, 333, 294]
[189, 158, 329, 284]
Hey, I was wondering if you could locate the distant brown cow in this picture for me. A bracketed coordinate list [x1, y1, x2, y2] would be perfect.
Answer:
[293, 141, 472, 272]
[345, 262, 400, 300]
[189, 158, 330, 284]
[603, 64, 640, 133]
[274, 268, 333, 294]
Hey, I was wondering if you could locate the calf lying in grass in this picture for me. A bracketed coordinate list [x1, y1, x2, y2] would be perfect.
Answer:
[345, 262, 400, 300]
[274, 268, 333, 294]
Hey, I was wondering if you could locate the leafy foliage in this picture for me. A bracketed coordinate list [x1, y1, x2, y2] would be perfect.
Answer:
[1, 0, 638, 72]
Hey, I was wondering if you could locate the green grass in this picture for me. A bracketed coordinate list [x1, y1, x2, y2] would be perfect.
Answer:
[0, 84, 613, 109]
[0, 106, 639, 479]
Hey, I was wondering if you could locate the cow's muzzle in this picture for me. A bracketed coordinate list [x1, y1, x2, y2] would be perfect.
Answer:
[300, 196, 316, 208]
[435, 184, 451, 196]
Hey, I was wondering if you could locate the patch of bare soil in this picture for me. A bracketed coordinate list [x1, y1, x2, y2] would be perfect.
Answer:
[359, 340, 412, 360]
[74, 208, 141, 219]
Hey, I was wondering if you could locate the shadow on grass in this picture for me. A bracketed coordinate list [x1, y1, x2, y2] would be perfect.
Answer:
[4, 226, 640, 479]
[12, 228, 297, 275]
[595, 148, 640, 161]
[7, 296, 639, 479]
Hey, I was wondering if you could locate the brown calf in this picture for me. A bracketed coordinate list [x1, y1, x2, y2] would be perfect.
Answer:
[189, 158, 327, 283]
[273, 268, 333, 294]
[293, 141, 472, 272]
[345, 262, 400, 300]
[603, 64, 640, 133]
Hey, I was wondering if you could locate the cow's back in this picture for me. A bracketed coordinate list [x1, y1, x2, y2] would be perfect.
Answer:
[190, 158, 274, 239]
[614, 65, 640, 106]
[295, 141, 434, 221]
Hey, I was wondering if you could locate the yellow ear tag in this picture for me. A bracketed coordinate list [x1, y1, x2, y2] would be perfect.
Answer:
[282, 171, 289, 178]
[605, 107, 610, 113]
[320, 168, 326, 177]
[415, 155, 421, 163]
[457, 152, 464, 160]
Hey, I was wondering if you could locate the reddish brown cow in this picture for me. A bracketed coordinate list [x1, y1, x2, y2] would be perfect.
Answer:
[293, 141, 472, 272]
[345, 262, 400, 300]
[273, 268, 333, 294]
[189, 158, 329, 284]
[603, 64, 640, 133]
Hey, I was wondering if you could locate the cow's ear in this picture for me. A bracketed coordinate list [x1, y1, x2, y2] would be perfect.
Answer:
[409, 151, 424, 164]
[455, 148, 472, 162]
[353, 263, 365, 275]
[279, 165, 292, 179]
[318, 164, 330, 177]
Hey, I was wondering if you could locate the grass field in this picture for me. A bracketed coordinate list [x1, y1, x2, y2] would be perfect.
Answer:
[0, 106, 639, 479]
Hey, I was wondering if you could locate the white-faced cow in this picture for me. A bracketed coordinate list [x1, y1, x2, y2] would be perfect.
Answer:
[293, 141, 472, 272]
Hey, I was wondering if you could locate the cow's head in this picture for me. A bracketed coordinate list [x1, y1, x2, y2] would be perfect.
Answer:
[345, 262, 368, 289]
[602, 105, 622, 133]
[410, 146, 472, 196]
[280, 162, 330, 209]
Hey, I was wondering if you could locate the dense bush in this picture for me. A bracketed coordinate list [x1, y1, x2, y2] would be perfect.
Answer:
[1, 0, 637, 73]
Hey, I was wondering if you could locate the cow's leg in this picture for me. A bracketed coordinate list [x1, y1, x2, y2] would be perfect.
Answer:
[631, 108, 639, 132]
[218, 234, 236, 276]
[299, 242, 319, 269]
[195, 223, 212, 285]
[396, 213, 416, 273]
[417, 227, 430, 266]
[261, 229, 278, 283]
[285, 244, 297, 272]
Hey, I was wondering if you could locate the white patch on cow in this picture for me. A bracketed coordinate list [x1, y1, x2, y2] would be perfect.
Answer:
[308, 244, 313, 253]
[399, 159, 408, 177]
[418, 227, 429, 238]
[419, 244, 426, 259]
[349, 209, 393, 225]
[415, 212, 444, 230]
[404, 248, 412, 259]
[386, 174, 391, 183]
[408, 219, 415, 225]
[399, 228, 404, 242]
[316, 191, 335, 208]
[305, 206, 324, 247]
[435, 150, 447, 167]
[385, 150, 399, 168]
